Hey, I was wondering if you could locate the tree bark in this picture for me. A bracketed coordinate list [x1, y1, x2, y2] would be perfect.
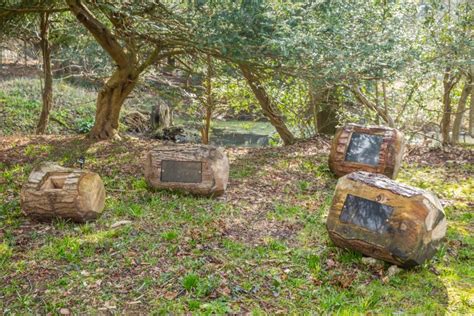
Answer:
[20, 162, 106, 223]
[67, 0, 182, 140]
[315, 87, 338, 135]
[451, 78, 471, 145]
[470, 83, 474, 138]
[90, 68, 138, 139]
[470, 67, 474, 138]
[36, 12, 53, 134]
[239, 64, 295, 145]
[440, 67, 460, 145]
[308, 89, 319, 134]
[201, 54, 214, 145]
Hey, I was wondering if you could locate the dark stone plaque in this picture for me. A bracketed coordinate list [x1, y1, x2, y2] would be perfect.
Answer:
[160, 160, 202, 183]
[340, 194, 394, 234]
[345, 132, 383, 166]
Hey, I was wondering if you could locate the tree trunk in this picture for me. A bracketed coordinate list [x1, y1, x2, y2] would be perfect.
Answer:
[67, 0, 138, 140]
[201, 109, 212, 145]
[201, 54, 214, 145]
[89, 68, 138, 139]
[23, 40, 27, 66]
[67, 0, 182, 140]
[36, 12, 53, 134]
[470, 83, 474, 138]
[451, 79, 471, 145]
[239, 64, 295, 145]
[470, 68, 474, 138]
[440, 68, 459, 145]
[315, 87, 339, 135]
[308, 89, 319, 134]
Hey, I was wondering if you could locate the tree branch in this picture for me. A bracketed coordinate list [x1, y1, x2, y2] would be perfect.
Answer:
[0, 7, 69, 15]
[66, 0, 129, 68]
[348, 85, 395, 127]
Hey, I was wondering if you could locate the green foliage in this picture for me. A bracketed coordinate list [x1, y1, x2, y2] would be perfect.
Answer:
[0, 242, 12, 267]
[0, 78, 96, 135]
[76, 117, 94, 134]
[182, 273, 200, 291]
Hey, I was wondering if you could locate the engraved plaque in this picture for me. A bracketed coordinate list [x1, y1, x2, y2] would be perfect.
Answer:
[345, 132, 383, 166]
[340, 194, 394, 234]
[160, 160, 203, 183]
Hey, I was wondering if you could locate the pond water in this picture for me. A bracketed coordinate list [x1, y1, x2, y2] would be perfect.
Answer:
[179, 119, 277, 147]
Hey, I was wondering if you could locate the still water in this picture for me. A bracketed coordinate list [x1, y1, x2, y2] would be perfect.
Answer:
[182, 120, 277, 147]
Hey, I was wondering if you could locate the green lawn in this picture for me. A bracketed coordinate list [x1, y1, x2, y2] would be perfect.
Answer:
[0, 136, 472, 314]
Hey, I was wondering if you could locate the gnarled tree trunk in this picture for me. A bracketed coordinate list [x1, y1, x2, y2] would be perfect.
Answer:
[90, 68, 138, 139]
[36, 12, 53, 134]
[239, 64, 295, 145]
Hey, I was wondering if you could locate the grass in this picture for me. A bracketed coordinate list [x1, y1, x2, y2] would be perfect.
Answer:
[0, 136, 472, 314]
[0, 78, 98, 135]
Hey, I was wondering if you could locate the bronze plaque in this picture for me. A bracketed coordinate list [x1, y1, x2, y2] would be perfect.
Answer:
[160, 160, 203, 183]
[340, 194, 394, 234]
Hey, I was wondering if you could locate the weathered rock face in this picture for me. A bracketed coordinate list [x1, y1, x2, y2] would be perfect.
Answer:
[144, 145, 229, 197]
[326, 171, 446, 268]
[329, 124, 405, 179]
[20, 162, 106, 223]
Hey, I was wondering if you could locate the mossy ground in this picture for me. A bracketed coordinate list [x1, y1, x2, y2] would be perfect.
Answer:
[0, 135, 472, 314]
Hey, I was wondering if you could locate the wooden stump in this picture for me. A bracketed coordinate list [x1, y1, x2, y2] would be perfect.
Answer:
[144, 145, 229, 197]
[326, 171, 446, 267]
[329, 124, 405, 179]
[20, 162, 106, 223]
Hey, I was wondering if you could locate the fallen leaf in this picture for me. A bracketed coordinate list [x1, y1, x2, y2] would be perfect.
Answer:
[110, 220, 132, 228]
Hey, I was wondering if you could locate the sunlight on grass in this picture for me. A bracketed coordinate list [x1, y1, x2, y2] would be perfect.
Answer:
[0, 136, 472, 314]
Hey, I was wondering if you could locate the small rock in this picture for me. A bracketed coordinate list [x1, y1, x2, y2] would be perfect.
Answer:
[110, 220, 132, 228]
[387, 265, 402, 277]
[361, 257, 379, 265]
[59, 308, 70, 315]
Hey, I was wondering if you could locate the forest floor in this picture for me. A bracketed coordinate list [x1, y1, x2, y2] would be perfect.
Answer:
[0, 135, 472, 314]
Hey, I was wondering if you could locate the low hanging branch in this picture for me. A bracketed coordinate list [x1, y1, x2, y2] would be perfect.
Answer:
[349, 85, 395, 127]
[239, 64, 296, 145]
